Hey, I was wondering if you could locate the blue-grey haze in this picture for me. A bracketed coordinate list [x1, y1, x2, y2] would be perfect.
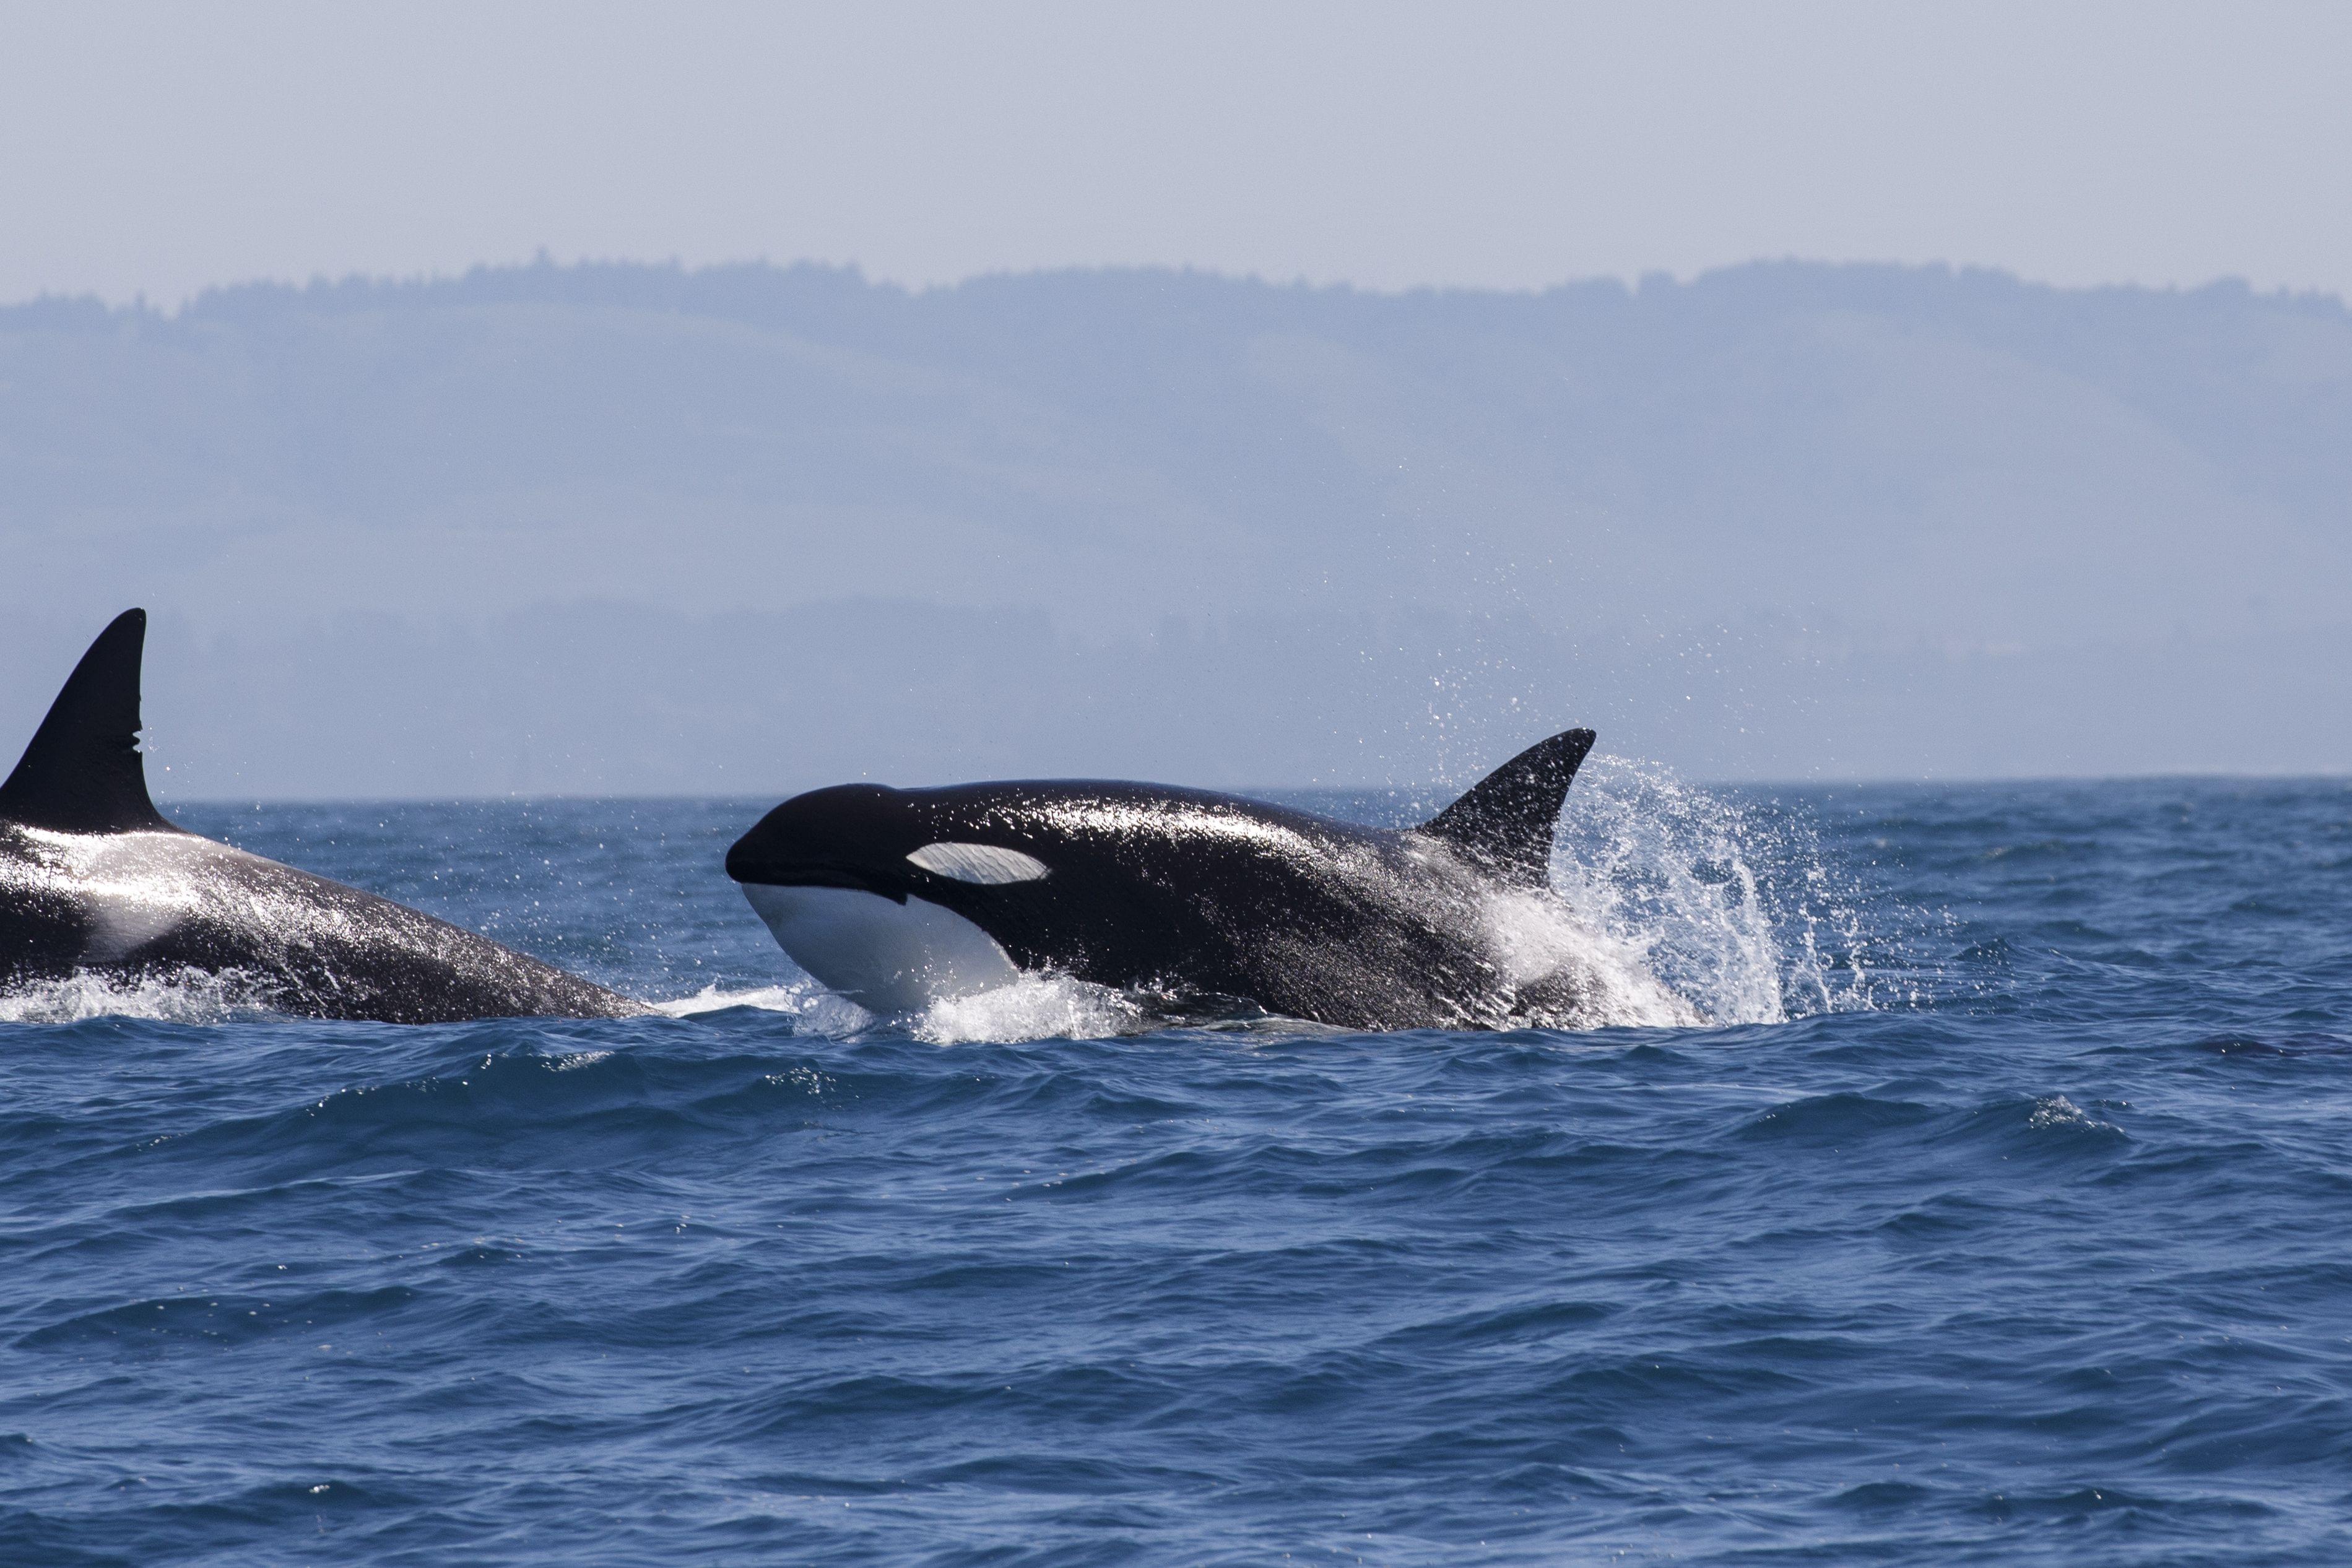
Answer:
[1, 259, 2345, 797]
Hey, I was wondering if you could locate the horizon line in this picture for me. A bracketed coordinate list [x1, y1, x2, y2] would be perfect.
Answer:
[150, 771, 2352, 812]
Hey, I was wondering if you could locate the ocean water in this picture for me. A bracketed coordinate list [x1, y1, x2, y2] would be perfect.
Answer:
[2, 770, 2348, 1565]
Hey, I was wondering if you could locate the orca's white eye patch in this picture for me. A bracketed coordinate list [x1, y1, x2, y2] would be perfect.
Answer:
[905, 841, 1050, 885]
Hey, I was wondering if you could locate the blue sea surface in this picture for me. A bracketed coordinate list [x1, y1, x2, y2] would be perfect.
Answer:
[2, 774, 2348, 1564]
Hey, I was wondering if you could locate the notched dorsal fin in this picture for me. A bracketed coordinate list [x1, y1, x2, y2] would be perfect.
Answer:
[0, 609, 175, 834]
[1418, 728, 1595, 886]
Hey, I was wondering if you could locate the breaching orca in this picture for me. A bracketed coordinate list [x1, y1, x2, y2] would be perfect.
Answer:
[0, 610, 648, 1023]
[725, 730, 1615, 1030]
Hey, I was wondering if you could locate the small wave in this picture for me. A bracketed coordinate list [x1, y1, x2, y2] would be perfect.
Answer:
[653, 982, 823, 1018]
[0, 967, 282, 1025]
[2026, 1094, 2115, 1132]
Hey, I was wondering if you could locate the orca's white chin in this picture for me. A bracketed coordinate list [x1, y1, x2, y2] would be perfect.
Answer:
[738, 883, 1022, 1014]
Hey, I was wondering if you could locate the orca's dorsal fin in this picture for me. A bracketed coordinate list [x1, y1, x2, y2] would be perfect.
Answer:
[0, 609, 175, 834]
[1417, 728, 1595, 886]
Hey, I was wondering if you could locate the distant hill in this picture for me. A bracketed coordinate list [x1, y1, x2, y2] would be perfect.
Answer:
[2, 259, 2346, 794]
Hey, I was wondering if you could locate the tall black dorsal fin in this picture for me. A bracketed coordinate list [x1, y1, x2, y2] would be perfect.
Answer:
[1417, 728, 1595, 886]
[0, 609, 175, 834]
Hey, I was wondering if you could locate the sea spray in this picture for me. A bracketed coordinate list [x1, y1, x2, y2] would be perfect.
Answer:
[1552, 755, 1888, 1025]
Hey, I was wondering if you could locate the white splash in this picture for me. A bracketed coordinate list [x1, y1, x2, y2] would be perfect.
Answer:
[1478, 888, 1701, 1029]
[655, 970, 1142, 1044]
[911, 974, 1146, 1045]
[0, 966, 280, 1024]
[1548, 755, 1880, 1026]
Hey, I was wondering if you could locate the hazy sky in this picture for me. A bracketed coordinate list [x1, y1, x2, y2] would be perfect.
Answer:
[6, 1, 2348, 306]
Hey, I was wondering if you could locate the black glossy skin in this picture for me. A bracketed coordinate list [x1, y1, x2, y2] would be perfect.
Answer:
[0, 823, 648, 1023]
[1, 609, 647, 1024]
[727, 781, 1582, 1030]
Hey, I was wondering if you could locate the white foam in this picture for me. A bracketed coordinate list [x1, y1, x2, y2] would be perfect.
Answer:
[654, 970, 1141, 1045]
[0, 967, 280, 1024]
[2028, 1094, 2112, 1131]
[911, 973, 1146, 1045]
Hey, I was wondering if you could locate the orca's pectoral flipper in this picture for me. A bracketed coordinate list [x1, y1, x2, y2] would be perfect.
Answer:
[1418, 727, 1595, 886]
[0, 609, 175, 834]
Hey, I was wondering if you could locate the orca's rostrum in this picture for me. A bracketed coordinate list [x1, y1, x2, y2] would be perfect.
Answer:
[726, 730, 1629, 1030]
[0, 610, 648, 1022]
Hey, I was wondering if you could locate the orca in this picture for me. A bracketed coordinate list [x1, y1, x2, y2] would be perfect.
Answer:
[725, 729, 1624, 1030]
[0, 610, 649, 1023]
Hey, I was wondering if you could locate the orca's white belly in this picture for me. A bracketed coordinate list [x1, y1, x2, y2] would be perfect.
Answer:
[739, 883, 1022, 1013]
